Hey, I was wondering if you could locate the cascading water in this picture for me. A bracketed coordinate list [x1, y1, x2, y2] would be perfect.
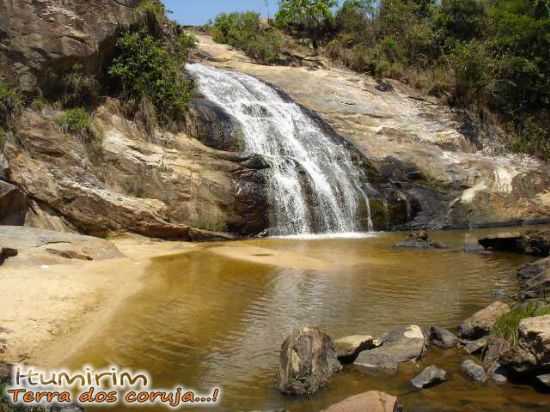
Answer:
[187, 63, 373, 235]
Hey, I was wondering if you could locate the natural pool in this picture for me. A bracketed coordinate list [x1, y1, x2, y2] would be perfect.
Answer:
[63, 227, 549, 411]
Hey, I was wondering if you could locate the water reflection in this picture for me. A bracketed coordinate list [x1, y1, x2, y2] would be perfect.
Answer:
[64, 228, 548, 411]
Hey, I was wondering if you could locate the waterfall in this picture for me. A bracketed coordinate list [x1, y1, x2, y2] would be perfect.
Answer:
[187, 63, 373, 236]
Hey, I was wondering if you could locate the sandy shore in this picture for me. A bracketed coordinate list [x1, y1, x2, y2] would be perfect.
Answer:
[0, 236, 196, 367]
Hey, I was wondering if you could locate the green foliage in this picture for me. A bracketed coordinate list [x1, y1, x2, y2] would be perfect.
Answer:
[492, 303, 550, 346]
[109, 30, 193, 121]
[211, 12, 282, 64]
[61, 64, 100, 108]
[137, 0, 167, 22]
[0, 81, 22, 127]
[176, 31, 197, 62]
[275, 0, 337, 48]
[56, 108, 92, 134]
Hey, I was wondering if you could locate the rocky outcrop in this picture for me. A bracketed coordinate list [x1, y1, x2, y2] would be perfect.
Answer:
[458, 301, 511, 340]
[322, 391, 402, 412]
[410, 365, 447, 389]
[354, 325, 426, 373]
[193, 33, 550, 230]
[3, 100, 269, 240]
[0, 0, 140, 93]
[334, 335, 378, 364]
[500, 315, 550, 374]
[279, 327, 342, 396]
[0, 180, 27, 225]
[517, 257, 550, 301]
[479, 230, 550, 257]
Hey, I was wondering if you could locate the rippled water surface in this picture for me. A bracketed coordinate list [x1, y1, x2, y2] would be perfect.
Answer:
[65, 228, 550, 411]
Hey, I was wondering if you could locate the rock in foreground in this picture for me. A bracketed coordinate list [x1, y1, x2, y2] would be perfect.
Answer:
[355, 325, 426, 373]
[334, 335, 378, 364]
[411, 365, 447, 389]
[458, 301, 511, 339]
[430, 326, 458, 349]
[461, 359, 487, 383]
[322, 391, 402, 412]
[279, 327, 342, 396]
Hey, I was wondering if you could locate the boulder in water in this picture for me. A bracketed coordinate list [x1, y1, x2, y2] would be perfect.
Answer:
[354, 325, 426, 373]
[322, 391, 402, 412]
[461, 359, 487, 383]
[478, 231, 550, 257]
[334, 335, 378, 364]
[394, 231, 448, 250]
[279, 327, 342, 396]
[429, 326, 458, 349]
[410, 365, 447, 389]
[458, 301, 511, 339]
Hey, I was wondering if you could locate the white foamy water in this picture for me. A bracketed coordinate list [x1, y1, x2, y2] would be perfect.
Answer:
[187, 63, 373, 235]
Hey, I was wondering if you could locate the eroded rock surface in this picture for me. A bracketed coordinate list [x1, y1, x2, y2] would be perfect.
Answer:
[279, 327, 342, 396]
[517, 257, 550, 301]
[334, 335, 378, 364]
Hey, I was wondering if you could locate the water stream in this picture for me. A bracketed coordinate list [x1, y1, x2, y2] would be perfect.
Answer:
[186, 63, 373, 235]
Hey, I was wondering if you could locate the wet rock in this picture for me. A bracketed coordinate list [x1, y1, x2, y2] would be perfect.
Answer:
[355, 325, 426, 373]
[483, 337, 511, 370]
[490, 366, 508, 384]
[322, 391, 402, 412]
[479, 230, 550, 257]
[0, 247, 18, 265]
[334, 335, 378, 364]
[500, 315, 550, 374]
[430, 326, 458, 349]
[461, 359, 487, 383]
[517, 257, 550, 301]
[458, 301, 511, 339]
[279, 327, 342, 396]
[394, 231, 448, 249]
[411, 365, 447, 389]
[463, 337, 489, 354]
[536, 374, 550, 388]
[241, 154, 271, 170]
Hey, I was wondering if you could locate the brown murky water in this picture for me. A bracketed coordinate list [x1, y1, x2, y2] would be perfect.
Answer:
[64, 228, 550, 411]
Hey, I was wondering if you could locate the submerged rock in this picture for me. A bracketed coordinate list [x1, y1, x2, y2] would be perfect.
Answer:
[334, 335, 378, 364]
[479, 230, 550, 257]
[355, 325, 426, 373]
[279, 327, 342, 396]
[429, 326, 458, 349]
[458, 301, 511, 339]
[394, 231, 448, 250]
[322, 391, 402, 412]
[461, 359, 487, 383]
[411, 365, 447, 389]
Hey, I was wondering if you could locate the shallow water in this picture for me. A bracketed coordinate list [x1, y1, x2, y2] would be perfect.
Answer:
[64, 227, 550, 411]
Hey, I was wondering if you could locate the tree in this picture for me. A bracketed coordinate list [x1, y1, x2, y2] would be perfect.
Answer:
[275, 0, 337, 48]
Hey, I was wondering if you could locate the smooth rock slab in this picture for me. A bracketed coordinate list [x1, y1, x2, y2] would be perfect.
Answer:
[411, 365, 447, 389]
[355, 325, 425, 373]
[458, 301, 511, 339]
[322, 391, 403, 412]
[430, 326, 458, 349]
[334, 335, 378, 364]
[461, 359, 487, 383]
[279, 327, 342, 395]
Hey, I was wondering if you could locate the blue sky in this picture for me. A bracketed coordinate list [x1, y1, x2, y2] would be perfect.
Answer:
[161, 0, 277, 26]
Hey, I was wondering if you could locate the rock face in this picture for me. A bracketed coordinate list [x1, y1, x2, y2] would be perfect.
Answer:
[0, 0, 140, 93]
[279, 327, 342, 396]
[461, 359, 487, 383]
[458, 301, 511, 339]
[322, 391, 402, 412]
[410, 365, 447, 389]
[355, 325, 425, 373]
[334, 335, 378, 364]
[479, 231, 550, 257]
[4, 101, 268, 240]
[429, 326, 458, 349]
[193, 33, 550, 230]
[517, 257, 550, 301]
[500, 315, 550, 374]
[0, 181, 27, 225]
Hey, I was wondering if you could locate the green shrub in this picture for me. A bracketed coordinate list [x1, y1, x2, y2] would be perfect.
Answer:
[0, 81, 22, 127]
[56, 108, 92, 134]
[109, 30, 193, 121]
[492, 303, 550, 346]
[176, 31, 197, 62]
[61, 64, 100, 108]
[137, 0, 167, 22]
[211, 12, 282, 64]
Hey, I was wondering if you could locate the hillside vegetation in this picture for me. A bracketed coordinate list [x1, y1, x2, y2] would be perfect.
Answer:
[210, 0, 550, 160]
